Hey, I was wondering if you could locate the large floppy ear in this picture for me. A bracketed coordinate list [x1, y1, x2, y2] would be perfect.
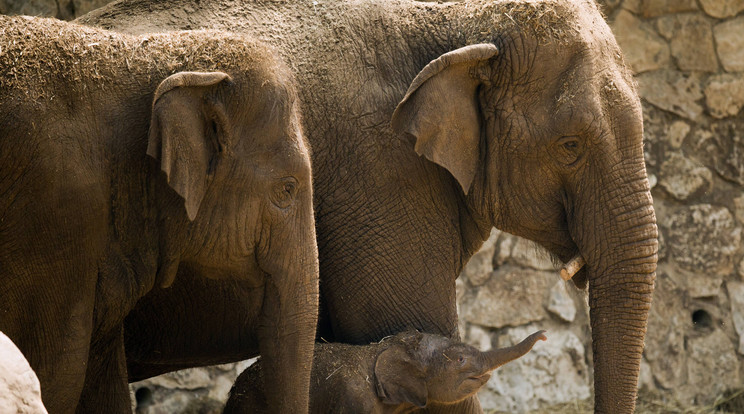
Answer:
[391, 44, 498, 195]
[148, 71, 232, 221]
[374, 341, 428, 408]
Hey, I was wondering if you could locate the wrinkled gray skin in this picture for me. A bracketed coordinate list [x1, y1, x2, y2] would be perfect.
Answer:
[80, 1, 658, 412]
[0, 17, 318, 414]
[224, 330, 547, 414]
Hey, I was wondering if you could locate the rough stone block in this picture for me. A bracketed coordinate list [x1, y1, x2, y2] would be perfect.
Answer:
[691, 121, 744, 186]
[479, 326, 591, 413]
[685, 329, 741, 404]
[664, 204, 741, 275]
[699, 0, 744, 19]
[611, 10, 670, 73]
[510, 237, 556, 271]
[0, 332, 47, 414]
[714, 17, 744, 72]
[704, 73, 744, 118]
[461, 228, 501, 287]
[547, 280, 576, 322]
[636, 70, 703, 120]
[640, 0, 698, 17]
[657, 14, 718, 72]
[460, 267, 553, 328]
[658, 151, 713, 200]
[728, 281, 744, 355]
[667, 120, 690, 149]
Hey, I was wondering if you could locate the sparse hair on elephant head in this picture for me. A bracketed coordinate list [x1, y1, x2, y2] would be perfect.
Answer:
[224, 330, 546, 413]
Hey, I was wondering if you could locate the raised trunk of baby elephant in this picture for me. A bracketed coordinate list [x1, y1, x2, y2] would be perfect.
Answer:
[257, 206, 320, 413]
[579, 172, 657, 413]
[480, 331, 546, 372]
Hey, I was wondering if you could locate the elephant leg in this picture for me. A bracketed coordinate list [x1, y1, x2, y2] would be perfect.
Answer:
[0, 260, 98, 413]
[77, 325, 131, 414]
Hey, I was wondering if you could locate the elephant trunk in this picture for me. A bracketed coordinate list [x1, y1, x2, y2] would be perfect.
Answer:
[479, 330, 547, 372]
[256, 200, 320, 413]
[579, 170, 658, 414]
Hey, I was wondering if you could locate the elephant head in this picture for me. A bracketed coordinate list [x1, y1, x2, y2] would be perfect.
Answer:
[392, 2, 657, 412]
[147, 61, 318, 412]
[375, 330, 547, 408]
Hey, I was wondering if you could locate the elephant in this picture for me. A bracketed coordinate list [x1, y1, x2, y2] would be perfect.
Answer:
[224, 330, 547, 413]
[0, 16, 318, 413]
[80, 0, 658, 412]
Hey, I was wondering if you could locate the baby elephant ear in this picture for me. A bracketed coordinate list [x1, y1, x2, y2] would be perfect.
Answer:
[374, 343, 428, 408]
[391, 44, 498, 195]
[148, 71, 232, 221]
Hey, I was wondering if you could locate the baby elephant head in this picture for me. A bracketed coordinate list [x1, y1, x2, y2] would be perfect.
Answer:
[374, 330, 547, 408]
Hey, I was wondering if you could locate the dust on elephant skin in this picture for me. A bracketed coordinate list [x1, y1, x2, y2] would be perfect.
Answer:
[0, 16, 318, 414]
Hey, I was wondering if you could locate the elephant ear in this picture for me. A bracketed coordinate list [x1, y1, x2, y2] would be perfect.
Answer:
[391, 44, 498, 195]
[148, 71, 232, 221]
[374, 341, 428, 408]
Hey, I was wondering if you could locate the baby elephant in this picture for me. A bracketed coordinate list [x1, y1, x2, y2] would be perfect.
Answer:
[225, 330, 547, 413]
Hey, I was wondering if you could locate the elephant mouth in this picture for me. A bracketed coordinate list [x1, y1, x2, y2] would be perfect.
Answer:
[466, 373, 491, 385]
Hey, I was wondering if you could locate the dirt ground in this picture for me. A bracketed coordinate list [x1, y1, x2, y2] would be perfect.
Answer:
[489, 389, 744, 414]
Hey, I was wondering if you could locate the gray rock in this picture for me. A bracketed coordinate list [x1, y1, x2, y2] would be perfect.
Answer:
[657, 14, 718, 72]
[685, 329, 741, 405]
[687, 276, 722, 298]
[1, 0, 58, 16]
[0, 331, 48, 414]
[658, 151, 713, 200]
[460, 267, 553, 328]
[72, 0, 113, 16]
[691, 121, 744, 186]
[714, 17, 744, 72]
[622, 0, 641, 14]
[699, 0, 744, 19]
[643, 272, 689, 390]
[639, 0, 698, 17]
[636, 70, 703, 120]
[667, 120, 690, 149]
[479, 326, 591, 413]
[546, 281, 576, 322]
[704, 73, 744, 118]
[493, 233, 516, 267]
[461, 228, 500, 287]
[728, 282, 744, 355]
[610, 10, 670, 73]
[664, 204, 742, 275]
[735, 194, 744, 224]
[464, 324, 493, 352]
[509, 237, 556, 271]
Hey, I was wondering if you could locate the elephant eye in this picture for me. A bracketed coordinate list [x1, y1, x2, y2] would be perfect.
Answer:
[271, 177, 299, 209]
[555, 136, 582, 166]
[457, 355, 465, 364]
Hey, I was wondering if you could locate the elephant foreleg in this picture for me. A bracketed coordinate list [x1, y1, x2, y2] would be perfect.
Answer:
[77, 325, 131, 414]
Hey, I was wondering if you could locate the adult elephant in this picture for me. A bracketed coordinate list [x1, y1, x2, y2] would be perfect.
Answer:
[0, 17, 318, 413]
[81, 0, 658, 412]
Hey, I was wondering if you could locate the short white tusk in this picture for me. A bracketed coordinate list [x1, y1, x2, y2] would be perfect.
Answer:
[560, 255, 586, 280]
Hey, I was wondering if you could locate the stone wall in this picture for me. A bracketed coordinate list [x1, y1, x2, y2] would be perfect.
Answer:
[0, 0, 109, 20]
[3, 0, 744, 412]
